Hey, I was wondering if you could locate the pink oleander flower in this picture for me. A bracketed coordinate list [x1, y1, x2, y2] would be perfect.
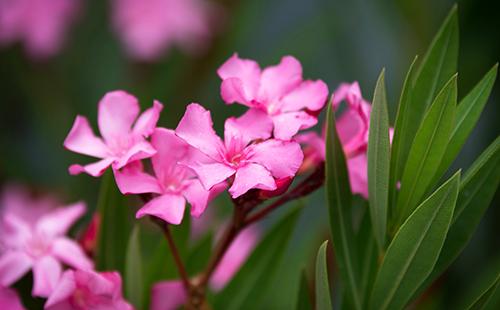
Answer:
[217, 54, 329, 140]
[296, 82, 393, 198]
[0, 0, 80, 59]
[151, 226, 259, 310]
[0, 186, 93, 297]
[44, 269, 133, 310]
[0, 286, 25, 310]
[112, 0, 218, 61]
[114, 128, 224, 224]
[64, 90, 163, 177]
[78, 213, 100, 257]
[175, 103, 304, 198]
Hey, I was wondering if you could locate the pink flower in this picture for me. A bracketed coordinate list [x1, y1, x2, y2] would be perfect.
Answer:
[0, 0, 80, 59]
[64, 90, 163, 177]
[150, 226, 259, 310]
[114, 128, 224, 224]
[175, 103, 304, 198]
[217, 54, 329, 140]
[210, 226, 259, 291]
[0, 286, 25, 310]
[296, 82, 393, 199]
[0, 187, 93, 297]
[112, 0, 218, 61]
[44, 269, 133, 310]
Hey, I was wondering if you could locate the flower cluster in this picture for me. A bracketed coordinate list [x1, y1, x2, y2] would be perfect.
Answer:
[0, 0, 219, 60]
[0, 185, 132, 309]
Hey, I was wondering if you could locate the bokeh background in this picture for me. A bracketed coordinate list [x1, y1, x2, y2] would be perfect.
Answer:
[0, 0, 498, 308]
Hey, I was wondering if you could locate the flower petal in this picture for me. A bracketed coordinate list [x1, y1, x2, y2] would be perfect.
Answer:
[347, 154, 368, 199]
[36, 202, 86, 237]
[151, 280, 187, 310]
[68, 158, 115, 177]
[0, 251, 32, 286]
[217, 53, 261, 104]
[44, 270, 76, 308]
[52, 238, 93, 270]
[132, 100, 164, 137]
[229, 163, 276, 198]
[63, 116, 109, 158]
[98, 90, 140, 142]
[272, 111, 317, 140]
[176, 103, 225, 161]
[248, 139, 304, 179]
[183, 180, 226, 217]
[280, 80, 328, 112]
[32, 256, 62, 297]
[112, 140, 157, 170]
[136, 194, 186, 225]
[113, 161, 162, 195]
[182, 158, 235, 191]
[151, 128, 191, 181]
[258, 56, 302, 102]
[336, 101, 370, 157]
[224, 108, 273, 146]
[0, 286, 25, 310]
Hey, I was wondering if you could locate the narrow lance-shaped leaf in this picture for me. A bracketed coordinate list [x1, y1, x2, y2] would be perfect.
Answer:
[214, 207, 302, 310]
[389, 56, 418, 213]
[368, 69, 390, 250]
[296, 271, 313, 310]
[423, 136, 500, 288]
[369, 171, 460, 310]
[315, 241, 332, 310]
[325, 102, 361, 309]
[430, 64, 498, 186]
[356, 208, 378, 308]
[395, 75, 457, 225]
[410, 5, 458, 137]
[125, 225, 143, 308]
[465, 272, 500, 310]
[96, 170, 132, 273]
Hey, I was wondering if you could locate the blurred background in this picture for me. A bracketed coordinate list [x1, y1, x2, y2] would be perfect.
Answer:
[0, 0, 498, 308]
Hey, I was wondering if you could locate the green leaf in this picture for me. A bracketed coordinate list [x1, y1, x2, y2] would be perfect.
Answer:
[369, 171, 460, 310]
[325, 103, 361, 309]
[356, 208, 379, 308]
[424, 136, 500, 287]
[395, 76, 457, 225]
[389, 56, 419, 215]
[315, 241, 332, 310]
[213, 207, 302, 309]
[186, 233, 213, 275]
[431, 64, 498, 185]
[368, 69, 391, 250]
[465, 273, 500, 310]
[125, 225, 143, 308]
[95, 170, 132, 273]
[296, 271, 313, 310]
[410, 5, 458, 137]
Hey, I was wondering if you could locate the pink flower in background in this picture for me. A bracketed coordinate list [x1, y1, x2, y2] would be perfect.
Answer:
[0, 187, 92, 297]
[112, 0, 218, 61]
[114, 128, 225, 224]
[45, 269, 133, 310]
[0, 286, 25, 310]
[0, 0, 80, 59]
[175, 104, 303, 198]
[296, 82, 393, 198]
[151, 226, 259, 310]
[64, 90, 163, 177]
[217, 54, 329, 140]
[210, 226, 259, 291]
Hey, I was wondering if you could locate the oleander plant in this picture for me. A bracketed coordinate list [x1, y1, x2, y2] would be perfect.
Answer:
[0, 2, 498, 310]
